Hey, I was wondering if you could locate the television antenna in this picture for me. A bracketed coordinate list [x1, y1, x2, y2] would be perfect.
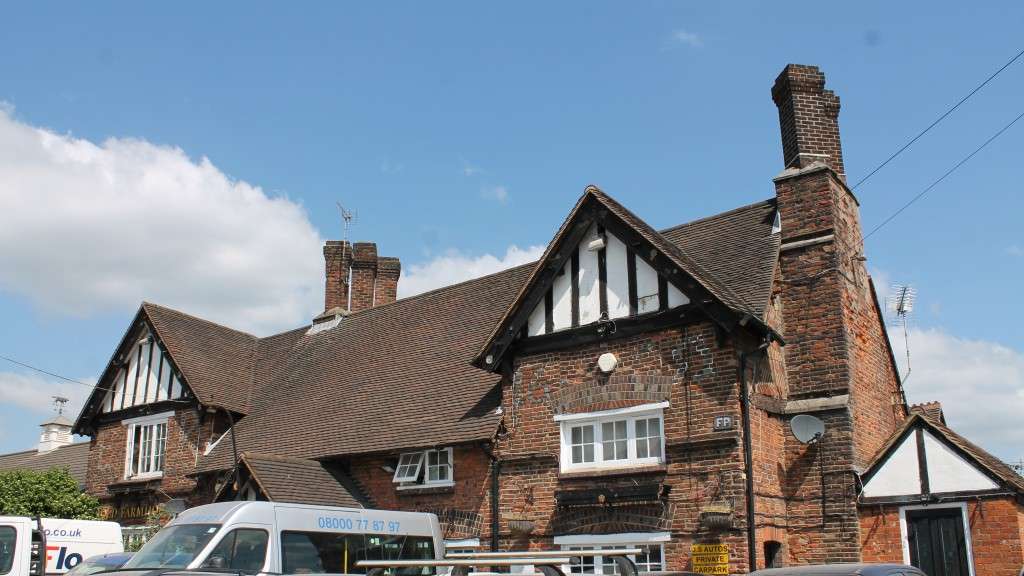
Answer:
[52, 395, 69, 415]
[336, 202, 358, 245]
[886, 284, 917, 384]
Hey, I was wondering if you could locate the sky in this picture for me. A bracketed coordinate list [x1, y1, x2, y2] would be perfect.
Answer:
[0, 1, 1022, 462]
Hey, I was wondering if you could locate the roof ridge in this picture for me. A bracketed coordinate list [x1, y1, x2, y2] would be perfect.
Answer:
[659, 198, 777, 234]
[336, 260, 537, 320]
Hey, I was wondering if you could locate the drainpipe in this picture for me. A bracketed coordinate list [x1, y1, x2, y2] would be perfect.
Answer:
[490, 458, 501, 551]
[481, 443, 501, 551]
[739, 338, 770, 572]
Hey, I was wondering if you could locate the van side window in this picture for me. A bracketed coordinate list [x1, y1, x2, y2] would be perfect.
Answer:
[0, 527, 15, 576]
[281, 531, 435, 575]
[200, 529, 268, 574]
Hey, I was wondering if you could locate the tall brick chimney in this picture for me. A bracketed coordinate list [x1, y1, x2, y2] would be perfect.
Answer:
[322, 240, 401, 313]
[769, 64, 906, 565]
[772, 64, 845, 179]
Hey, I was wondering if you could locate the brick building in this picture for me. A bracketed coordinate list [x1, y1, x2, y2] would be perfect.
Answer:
[68, 63, 1023, 574]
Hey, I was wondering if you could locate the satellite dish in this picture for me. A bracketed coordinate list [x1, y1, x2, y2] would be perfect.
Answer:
[790, 414, 825, 444]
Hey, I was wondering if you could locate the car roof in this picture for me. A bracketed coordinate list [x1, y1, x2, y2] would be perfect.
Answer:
[750, 564, 923, 576]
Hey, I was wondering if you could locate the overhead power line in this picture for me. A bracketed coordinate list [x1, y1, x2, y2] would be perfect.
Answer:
[852, 46, 1024, 191]
[863, 108, 1024, 240]
[0, 353, 104, 391]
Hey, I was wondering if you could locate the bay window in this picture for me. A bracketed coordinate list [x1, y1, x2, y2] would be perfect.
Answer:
[123, 412, 171, 479]
[557, 403, 667, 472]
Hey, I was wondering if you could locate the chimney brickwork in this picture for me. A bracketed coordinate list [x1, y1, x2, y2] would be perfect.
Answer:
[323, 240, 401, 313]
[772, 64, 845, 178]
[770, 64, 906, 566]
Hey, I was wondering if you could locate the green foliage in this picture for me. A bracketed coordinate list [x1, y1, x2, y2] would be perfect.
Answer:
[0, 468, 100, 519]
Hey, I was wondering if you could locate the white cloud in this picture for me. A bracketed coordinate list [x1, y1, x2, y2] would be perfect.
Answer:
[481, 184, 509, 204]
[0, 371, 93, 416]
[1008, 245, 1023, 257]
[0, 107, 324, 336]
[890, 326, 1024, 461]
[398, 244, 544, 298]
[668, 29, 703, 48]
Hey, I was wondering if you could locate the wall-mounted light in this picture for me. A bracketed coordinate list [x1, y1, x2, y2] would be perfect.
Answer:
[595, 313, 617, 337]
[597, 353, 618, 373]
[381, 465, 395, 474]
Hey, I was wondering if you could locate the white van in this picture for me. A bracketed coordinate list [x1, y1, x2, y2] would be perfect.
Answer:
[0, 517, 124, 576]
[119, 501, 444, 575]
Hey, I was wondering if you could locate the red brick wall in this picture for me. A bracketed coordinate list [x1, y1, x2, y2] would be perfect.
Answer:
[324, 241, 353, 312]
[345, 446, 493, 541]
[968, 498, 1024, 576]
[860, 499, 1024, 576]
[497, 322, 755, 573]
[85, 407, 216, 524]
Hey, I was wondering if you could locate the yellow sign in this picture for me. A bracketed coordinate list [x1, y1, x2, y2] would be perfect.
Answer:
[691, 544, 730, 575]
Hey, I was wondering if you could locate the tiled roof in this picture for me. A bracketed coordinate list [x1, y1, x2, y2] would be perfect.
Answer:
[198, 263, 533, 472]
[143, 302, 260, 415]
[81, 189, 780, 473]
[0, 442, 90, 485]
[659, 198, 780, 319]
[234, 453, 365, 508]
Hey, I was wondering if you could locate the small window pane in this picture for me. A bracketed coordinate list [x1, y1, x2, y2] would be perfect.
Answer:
[635, 417, 663, 461]
[571, 425, 595, 464]
[426, 449, 451, 483]
[567, 547, 595, 574]
[393, 452, 424, 482]
[601, 420, 628, 461]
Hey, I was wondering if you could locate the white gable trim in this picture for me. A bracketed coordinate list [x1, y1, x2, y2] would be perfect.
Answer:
[922, 430, 998, 493]
[525, 226, 690, 337]
[100, 327, 188, 414]
[861, 430, 921, 498]
[862, 423, 1002, 499]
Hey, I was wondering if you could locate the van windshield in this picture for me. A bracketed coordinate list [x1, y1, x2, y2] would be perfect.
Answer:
[123, 524, 221, 570]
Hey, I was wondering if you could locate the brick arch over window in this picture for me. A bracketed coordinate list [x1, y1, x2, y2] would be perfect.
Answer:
[550, 502, 675, 535]
[413, 507, 483, 540]
[552, 375, 673, 415]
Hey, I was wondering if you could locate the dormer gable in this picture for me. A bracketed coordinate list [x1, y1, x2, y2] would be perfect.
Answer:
[73, 307, 195, 435]
[860, 414, 1024, 503]
[475, 186, 773, 370]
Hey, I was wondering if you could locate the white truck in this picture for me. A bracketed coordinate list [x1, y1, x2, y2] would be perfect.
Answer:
[0, 517, 123, 576]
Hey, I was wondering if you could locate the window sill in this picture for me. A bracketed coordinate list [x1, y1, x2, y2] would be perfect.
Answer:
[395, 481, 455, 495]
[122, 473, 164, 482]
[558, 464, 667, 480]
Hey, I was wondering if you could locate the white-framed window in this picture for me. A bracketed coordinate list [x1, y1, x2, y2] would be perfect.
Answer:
[392, 447, 454, 489]
[554, 533, 670, 575]
[122, 411, 172, 479]
[557, 403, 667, 472]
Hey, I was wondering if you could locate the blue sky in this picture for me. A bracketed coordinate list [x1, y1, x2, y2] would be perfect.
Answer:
[1, 1, 1022, 459]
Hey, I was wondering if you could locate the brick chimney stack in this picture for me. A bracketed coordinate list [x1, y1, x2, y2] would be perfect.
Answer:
[323, 240, 401, 313]
[772, 64, 845, 179]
